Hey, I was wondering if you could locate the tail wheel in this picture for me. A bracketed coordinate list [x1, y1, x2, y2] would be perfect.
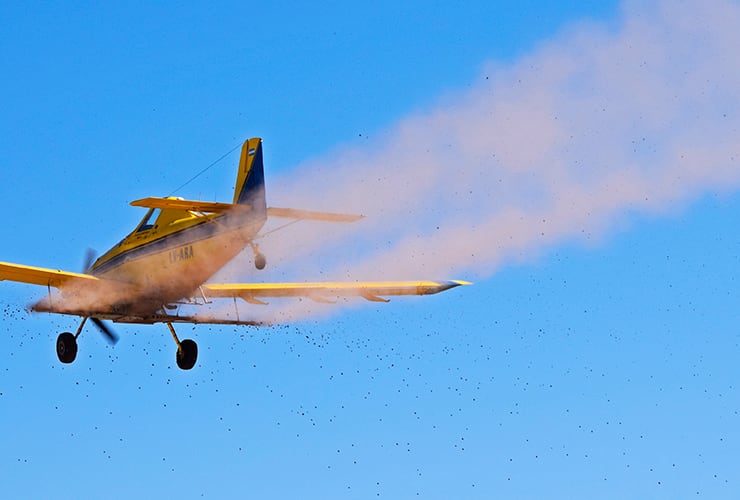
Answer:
[56, 332, 78, 364]
[254, 252, 267, 270]
[176, 339, 198, 370]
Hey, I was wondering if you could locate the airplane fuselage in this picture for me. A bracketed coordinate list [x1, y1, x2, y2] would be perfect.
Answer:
[91, 206, 266, 310]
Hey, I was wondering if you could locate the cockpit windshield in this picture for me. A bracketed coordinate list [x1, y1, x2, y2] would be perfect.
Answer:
[136, 208, 161, 232]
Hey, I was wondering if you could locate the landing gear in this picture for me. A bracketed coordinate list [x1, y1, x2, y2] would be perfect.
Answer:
[254, 252, 267, 270]
[176, 339, 198, 370]
[56, 316, 87, 364]
[250, 242, 266, 270]
[167, 323, 198, 370]
[56, 332, 77, 363]
[54, 317, 117, 366]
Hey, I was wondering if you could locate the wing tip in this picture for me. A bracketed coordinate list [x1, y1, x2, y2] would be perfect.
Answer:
[449, 280, 473, 286]
[422, 280, 472, 295]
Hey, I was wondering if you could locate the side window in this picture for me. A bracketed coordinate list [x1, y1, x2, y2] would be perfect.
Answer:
[137, 208, 161, 232]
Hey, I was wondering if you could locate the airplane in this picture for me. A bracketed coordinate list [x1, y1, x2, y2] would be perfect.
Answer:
[0, 138, 470, 370]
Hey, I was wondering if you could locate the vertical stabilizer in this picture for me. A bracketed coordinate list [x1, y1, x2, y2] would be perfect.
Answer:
[233, 138, 266, 214]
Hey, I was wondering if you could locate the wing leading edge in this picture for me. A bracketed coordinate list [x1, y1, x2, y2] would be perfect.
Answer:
[202, 280, 471, 304]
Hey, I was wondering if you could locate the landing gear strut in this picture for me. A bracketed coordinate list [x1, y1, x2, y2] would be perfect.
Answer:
[167, 323, 198, 370]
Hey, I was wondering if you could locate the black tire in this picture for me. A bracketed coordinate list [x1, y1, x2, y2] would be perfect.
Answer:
[254, 253, 267, 270]
[56, 332, 77, 364]
[176, 339, 198, 370]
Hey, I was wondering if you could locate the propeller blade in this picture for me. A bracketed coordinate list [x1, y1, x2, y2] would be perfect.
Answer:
[91, 317, 119, 345]
[83, 248, 97, 273]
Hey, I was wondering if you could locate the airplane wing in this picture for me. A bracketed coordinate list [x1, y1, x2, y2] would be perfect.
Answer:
[0, 261, 100, 288]
[1, 260, 468, 321]
[29, 280, 470, 324]
[202, 280, 471, 304]
[89, 280, 470, 325]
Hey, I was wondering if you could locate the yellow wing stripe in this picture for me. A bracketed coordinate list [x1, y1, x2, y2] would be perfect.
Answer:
[0, 262, 99, 288]
[202, 280, 471, 301]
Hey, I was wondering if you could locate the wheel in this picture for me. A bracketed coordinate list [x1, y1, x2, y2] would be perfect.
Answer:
[254, 253, 267, 270]
[176, 339, 198, 370]
[56, 332, 77, 364]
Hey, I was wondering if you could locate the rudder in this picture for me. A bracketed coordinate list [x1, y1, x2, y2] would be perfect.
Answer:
[233, 138, 266, 214]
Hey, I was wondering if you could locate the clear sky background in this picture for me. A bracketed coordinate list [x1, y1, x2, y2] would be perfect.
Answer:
[1, 1, 740, 498]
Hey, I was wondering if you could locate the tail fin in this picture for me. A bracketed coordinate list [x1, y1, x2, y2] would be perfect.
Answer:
[233, 138, 266, 214]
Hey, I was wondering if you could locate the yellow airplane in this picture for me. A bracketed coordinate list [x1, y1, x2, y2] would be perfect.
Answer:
[0, 138, 469, 370]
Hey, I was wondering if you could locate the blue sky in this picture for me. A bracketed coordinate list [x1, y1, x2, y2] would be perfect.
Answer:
[2, 1, 740, 498]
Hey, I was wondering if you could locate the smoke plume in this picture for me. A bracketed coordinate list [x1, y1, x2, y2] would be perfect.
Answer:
[258, 1, 740, 277]
[213, 0, 740, 323]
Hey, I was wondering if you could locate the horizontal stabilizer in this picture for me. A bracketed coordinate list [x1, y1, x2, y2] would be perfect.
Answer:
[130, 197, 246, 213]
[267, 207, 363, 223]
[129, 199, 358, 224]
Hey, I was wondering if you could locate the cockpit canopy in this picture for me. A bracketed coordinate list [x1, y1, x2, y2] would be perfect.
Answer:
[136, 208, 161, 232]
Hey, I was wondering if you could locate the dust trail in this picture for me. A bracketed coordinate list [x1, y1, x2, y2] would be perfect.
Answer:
[220, 0, 740, 322]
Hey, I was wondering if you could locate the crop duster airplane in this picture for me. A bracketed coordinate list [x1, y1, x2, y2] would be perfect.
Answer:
[0, 138, 469, 370]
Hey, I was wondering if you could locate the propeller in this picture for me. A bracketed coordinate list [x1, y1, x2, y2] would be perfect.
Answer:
[80, 250, 119, 344]
[91, 317, 119, 345]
